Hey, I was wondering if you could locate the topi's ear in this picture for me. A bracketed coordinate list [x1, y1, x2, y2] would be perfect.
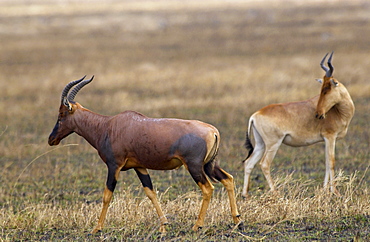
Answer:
[63, 97, 73, 111]
[316, 79, 323, 84]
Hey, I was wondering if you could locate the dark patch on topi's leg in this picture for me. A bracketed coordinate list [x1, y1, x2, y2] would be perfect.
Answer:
[213, 165, 229, 181]
[135, 169, 154, 190]
[99, 134, 119, 192]
[187, 161, 208, 185]
[106, 167, 117, 192]
[203, 160, 218, 183]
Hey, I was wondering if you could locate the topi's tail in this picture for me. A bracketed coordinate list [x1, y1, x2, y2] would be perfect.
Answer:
[204, 133, 219, 183]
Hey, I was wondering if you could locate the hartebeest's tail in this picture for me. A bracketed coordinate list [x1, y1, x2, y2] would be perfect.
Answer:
[243, 119, 254, 161]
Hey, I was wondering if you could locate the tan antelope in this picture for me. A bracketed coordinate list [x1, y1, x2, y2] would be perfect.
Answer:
[242, 52, 355, 197]
[48, 76, 240, 233]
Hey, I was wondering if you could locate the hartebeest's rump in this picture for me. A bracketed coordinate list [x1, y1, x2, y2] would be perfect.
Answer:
[242, 52, 355, 197]
[48, 76, 240, 233]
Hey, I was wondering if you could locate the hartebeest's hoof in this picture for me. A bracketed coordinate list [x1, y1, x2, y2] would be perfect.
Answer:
[159, 224, 167, 234]
[192, 225, 203, 231]
[233, 214, 242, 224]
[231, 220, 244, 231]
[332, 187, 341, 197]
[241, 193, 250, 199]
[91, 228, 102, 234]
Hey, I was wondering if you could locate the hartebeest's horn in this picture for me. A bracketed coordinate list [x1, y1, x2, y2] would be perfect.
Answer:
[320, 53, 329, 73]
[326, 51, 334, 77]
[61, 75, 86, 103]
[320, 52, 334, 77]
[67, 75, 94, 102]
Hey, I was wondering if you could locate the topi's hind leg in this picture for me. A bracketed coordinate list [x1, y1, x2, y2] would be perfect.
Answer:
[193, 179, 214, 231]
[214, 165, 241, 224]
[135, 168, 168, 233]
[172, 133, 215, 230]
[186, 162, 214, 231]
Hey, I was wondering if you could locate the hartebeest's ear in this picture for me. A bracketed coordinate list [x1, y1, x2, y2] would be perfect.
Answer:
[63, 97, 73, 111]
[330, 79, 339, 87]
[316, 79, 323, 84]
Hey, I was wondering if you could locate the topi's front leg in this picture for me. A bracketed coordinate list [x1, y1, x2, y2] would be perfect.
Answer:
[92, 164, 118, 233]
[92, 186, 114, 233]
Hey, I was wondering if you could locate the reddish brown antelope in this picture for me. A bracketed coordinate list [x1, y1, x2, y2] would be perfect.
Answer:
[48, 76, 240, 233]
[242, 52, 355, 197]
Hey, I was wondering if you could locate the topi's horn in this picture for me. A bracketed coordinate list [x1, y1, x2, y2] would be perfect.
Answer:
[67, 76, 94, 102]
[61, 75, 86, 103]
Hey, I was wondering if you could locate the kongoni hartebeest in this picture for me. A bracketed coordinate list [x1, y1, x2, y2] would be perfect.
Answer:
[242, 52, 355, 197]
[48, 76, 240, 233]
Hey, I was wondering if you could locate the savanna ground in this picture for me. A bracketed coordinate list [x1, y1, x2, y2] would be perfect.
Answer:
[0, 0, 369, 241]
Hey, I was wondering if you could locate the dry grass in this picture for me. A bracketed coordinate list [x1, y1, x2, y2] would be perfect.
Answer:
[1, 173, 369, 240]
[0, 0, 369, 240]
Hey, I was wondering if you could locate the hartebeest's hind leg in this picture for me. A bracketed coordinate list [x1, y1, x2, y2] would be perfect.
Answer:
[259, 140, 283, 192]
[134, 168, 169, 233]
[243, 124, 284, 195]
[243, 125, 265, 197]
